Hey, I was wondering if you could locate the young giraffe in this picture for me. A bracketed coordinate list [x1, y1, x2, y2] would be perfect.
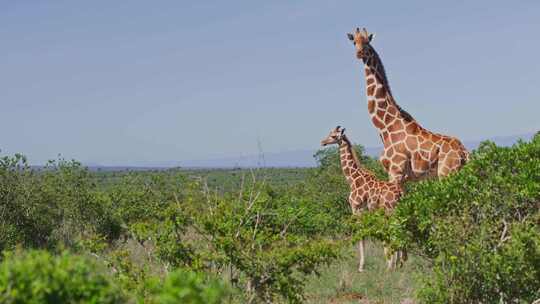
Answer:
[347, 28, 469, 183]
[321, 126, 404, 272]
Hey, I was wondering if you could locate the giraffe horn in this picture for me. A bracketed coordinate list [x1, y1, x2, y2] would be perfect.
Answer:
[355, 27, 360, 33]
[336, 125, 341, 130]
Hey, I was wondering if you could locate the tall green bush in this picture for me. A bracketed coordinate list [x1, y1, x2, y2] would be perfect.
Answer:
[0, 156, 121, 251]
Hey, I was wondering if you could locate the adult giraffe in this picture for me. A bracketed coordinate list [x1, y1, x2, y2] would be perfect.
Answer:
[321, 126, 405, 272]
[347, 28, 469, 183]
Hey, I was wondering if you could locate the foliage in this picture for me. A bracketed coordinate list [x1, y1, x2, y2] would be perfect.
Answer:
[3, 135, 539, 303]
[0, 155, 122, 251]
[355, 134, 540, 303]
[0, 143, 389, 303]
[0, 250, 123, 304]
[192, 182, 342, 303]
[146, 269, 226, 304]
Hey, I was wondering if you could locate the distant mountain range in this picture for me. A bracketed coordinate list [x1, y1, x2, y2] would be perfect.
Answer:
[84, 132, 536, 170]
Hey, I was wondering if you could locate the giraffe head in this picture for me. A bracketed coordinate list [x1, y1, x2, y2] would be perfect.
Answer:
[321, 126, 346, 146]
[347, 27, 374, 59]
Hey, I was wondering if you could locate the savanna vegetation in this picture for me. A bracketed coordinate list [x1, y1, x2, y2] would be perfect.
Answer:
[0, 133, 538, 303]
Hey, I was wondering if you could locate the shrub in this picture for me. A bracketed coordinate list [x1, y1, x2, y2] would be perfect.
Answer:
[0, 250, 123, 304]
[159, 180, 343, 303]
[146, 269, 226, 304]
[0, 156, 122, 251]
[355, 134, 540, 303]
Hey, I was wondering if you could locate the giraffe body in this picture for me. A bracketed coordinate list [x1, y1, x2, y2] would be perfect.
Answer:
[321, 126, 404, 271]
[348, 28, 469, 183]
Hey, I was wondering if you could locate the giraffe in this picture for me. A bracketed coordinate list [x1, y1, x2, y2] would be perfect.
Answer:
[347, 28, 469, 183]
[321, 126, 404, 272]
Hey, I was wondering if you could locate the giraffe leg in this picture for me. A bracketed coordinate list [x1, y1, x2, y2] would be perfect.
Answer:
[399, 249, 408, 267]
[358, 239, 365, 272]
[395, 250, 407, 268]
[384, 246, 396, 271]
[392, 252, 398, 269]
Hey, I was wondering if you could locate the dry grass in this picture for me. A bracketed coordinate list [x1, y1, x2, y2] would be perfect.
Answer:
[304, 241, 427, 304]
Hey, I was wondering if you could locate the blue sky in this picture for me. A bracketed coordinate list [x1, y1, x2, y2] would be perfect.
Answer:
[1, 1, 539, 165]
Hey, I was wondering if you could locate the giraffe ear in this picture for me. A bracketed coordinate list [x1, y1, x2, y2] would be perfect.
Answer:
[368, 33, 375, 42]
[341, 128, 346, 134]
[347, 33, 354, 41]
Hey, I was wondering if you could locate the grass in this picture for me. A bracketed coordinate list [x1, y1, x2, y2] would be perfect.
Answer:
[305, 241, 428, 304]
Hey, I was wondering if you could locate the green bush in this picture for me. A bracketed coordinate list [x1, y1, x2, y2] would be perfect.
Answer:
[0, 250, 123, 304]
[155, 180, 343, 303]
[146, 269, 226, 304]
[356, 134, 540, 303]
[0, 156, 122, 251]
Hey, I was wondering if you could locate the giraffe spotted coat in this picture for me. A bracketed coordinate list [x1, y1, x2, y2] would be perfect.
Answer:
[348, 28, 469, 183]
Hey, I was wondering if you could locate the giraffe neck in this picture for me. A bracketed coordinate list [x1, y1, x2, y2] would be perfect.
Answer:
[338, 136, 371, 188]
[362, 46, 415, 135]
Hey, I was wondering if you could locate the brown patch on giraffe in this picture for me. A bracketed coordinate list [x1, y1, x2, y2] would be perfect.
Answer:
[384, 113, 395, 125]
[450, 139, 464, 150]
[392, 153, 407, 164]
[441, 143, 450, 153]
[367, 100, 375, 113]
[377, 100, 388, 108]
[387, 106, 397, 116]
[367, 78, 375, 85]
[376, 109, 385, 118]
[390, 131, 406, 142]
[388, 120, 404, 132]
[372, 117, 385, 129]
[420, 141, 434, 150]
[405, 137, 418, 150]
[394, 142, 406, 152]
[367, 85, 375, 96]
[375, 87, 386, 98]
[405, 123, 418, 134]
[413, 158, 429, 172]
[431, 133, 442, 143]
[386, 147, 394, 157]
